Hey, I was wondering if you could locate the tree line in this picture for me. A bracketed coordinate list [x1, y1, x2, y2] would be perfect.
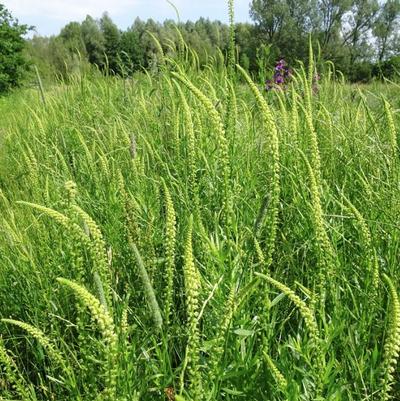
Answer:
[1, 0, 400, 94]
[27, 15, 234, 80]
[250, 0, 400, 81]
[27, 0, 399, 84]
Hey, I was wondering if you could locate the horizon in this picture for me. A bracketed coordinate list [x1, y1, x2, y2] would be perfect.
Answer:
[3, 0, 252, 37]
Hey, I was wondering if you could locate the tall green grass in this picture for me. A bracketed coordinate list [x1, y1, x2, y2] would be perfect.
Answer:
[0, 25, 399, 401]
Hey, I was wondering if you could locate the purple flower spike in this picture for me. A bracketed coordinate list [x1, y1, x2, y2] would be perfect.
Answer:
[265, 58, 293, 92]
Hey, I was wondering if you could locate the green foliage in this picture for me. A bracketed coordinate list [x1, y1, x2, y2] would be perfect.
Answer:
[0, 3, 30, 93]
[1, 20, 400, 401]
[373, 55, 400, 80]
[59, 21, 86, 54]
[100, 12, 121, 74]
[249, 0, 400, 80]
[349, 61, 373, 82]
[120, 28, 144, 72]
[81, 15, 105, 67]
[10, 0, 400, 85]
[373, 0, 400, 62]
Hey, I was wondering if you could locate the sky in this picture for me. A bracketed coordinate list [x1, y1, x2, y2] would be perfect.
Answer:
[4, 0, 252, 37]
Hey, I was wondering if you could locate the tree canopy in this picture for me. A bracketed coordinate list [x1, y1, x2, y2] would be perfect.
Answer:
[250, 0, 399, 76]
[5, 1, 400, 87]
[0, 3, 30, 93]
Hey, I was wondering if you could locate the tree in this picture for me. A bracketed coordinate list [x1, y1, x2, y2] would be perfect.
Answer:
[249, 0, 385, 75]
[236, 23, 257, 70]
[26, 36, 56, 79]
[59, 22, 85, 55]
[250, 0, 289, 42]
[374, 0, 400, 62]
[318, 0, 351, 53]
[342, 0, 379, 66]
[47, 36, 74, 78]
[143, 19, 163, 69]
[100, 13, 121, 73]
[249, 0, 317, 63]
[120, 28, 144, 72]
[0, 3, 30, 93]
[81, 15, 105, 67]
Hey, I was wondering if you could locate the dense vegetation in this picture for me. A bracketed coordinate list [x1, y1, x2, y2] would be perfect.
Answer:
[25, 0, 400, 85]
[1, 11, 400, 397]
[1, 0, 400, 400]
[0, 4, 30, 92]
[0, 0, 399, 94]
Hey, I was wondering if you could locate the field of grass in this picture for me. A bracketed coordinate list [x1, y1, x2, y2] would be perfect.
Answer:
[0, 45, 399, 401]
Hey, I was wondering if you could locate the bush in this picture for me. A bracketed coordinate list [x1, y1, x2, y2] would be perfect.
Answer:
[349, 62, 373, 83]
[373, 56, 400, 80]
[0, 4, 30, 93]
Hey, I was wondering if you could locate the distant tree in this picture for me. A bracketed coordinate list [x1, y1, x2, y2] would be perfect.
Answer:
[249, 0, 390, 77]
[47, 36, 74, 78]
[81, 15, 105, 67]
[250, 0, 289, 43]
[192, 18, 217, 63]
[100, 13, 121, 73]
[342, 0, 379, 67]
[374, 0, 400, 62]
[120, 28, 144, 72]
[143, 19, 163, 69]
[236, 23, 257, 70]
[318, 0, 352, 51]
[26, 36, 56, 79]
[0, 3, 30, 93]
[279, 0, 318, 60]
[249, 0, 319, 63]
[373, 55, 400, 78]
[59, 22, 85, 55]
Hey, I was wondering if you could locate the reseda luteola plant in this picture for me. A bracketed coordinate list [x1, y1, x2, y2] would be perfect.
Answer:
[0, 1, 400, 400]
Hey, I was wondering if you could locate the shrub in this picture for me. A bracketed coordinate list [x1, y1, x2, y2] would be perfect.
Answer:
[0, 4, 31, 93]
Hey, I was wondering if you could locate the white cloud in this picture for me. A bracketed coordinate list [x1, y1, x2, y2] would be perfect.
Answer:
[6, 0, 250, 21]
[5, 0, 146, 21]
[3, 0, 251, 36]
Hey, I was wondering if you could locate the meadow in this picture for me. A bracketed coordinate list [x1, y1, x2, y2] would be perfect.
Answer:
[0, 40, 399, 401]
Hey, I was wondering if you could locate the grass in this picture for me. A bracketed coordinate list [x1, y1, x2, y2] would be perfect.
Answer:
[0, 41, 399, 401]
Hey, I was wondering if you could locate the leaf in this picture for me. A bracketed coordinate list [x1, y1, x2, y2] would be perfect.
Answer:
[222, 387, 244, 395]
[233, 328, 254, 336]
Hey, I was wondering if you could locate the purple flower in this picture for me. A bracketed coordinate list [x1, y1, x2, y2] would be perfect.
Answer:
[265, 58, 293, 92]
[275, 60, 285, 71]
[265, 58, 320, 94]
